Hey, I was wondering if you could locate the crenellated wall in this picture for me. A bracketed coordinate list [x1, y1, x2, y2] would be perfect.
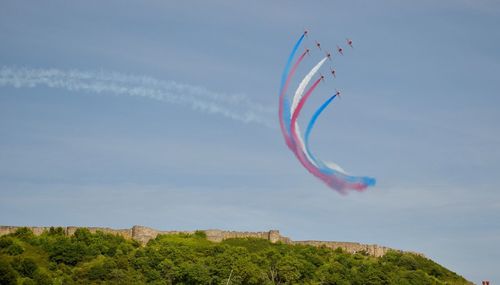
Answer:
[0, 225, 419, 258]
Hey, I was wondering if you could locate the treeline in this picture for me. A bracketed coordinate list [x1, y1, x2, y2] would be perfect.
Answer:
[0, 227, 469, 284]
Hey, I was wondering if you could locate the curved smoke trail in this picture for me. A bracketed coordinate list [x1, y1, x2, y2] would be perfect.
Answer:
[305, 95, 377, 186]
[289, 78, 349, 193]
[279, 50, 308, 150]
[290, 77, 323, 168]
[279, 34, 305, 97]
[277, 33, 306, 150]
[289, 57, 327, 164]
[290, 57, 327, 116]
[279, 32, 376, 193]
[291, 82, 370, 193]
[304, 94, 338, 170]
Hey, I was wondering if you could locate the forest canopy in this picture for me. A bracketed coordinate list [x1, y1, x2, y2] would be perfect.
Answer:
[0, 227, 469, 285]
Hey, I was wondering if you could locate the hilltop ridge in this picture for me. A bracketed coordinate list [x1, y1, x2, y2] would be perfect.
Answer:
[0, 226, 471, 284]
[1, 225, 418, 258]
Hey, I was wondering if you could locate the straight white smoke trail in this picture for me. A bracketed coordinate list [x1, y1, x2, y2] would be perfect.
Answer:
[0, 66, 274, 127]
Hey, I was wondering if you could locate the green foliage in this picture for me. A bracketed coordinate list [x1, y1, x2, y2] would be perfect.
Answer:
[32, 270, 52, 285]
[193, 230, 207, 238]
[6, 242, 24, 255]
[222, 237, 273, 252]
[14, 227, 35, 241]
[0, 231, 470, 285]
[0, 258, 18, 285]
[48, 226, 65, 236]
[22, 278, 36, 285]
[0, 236, 14, 249]
[46, 236, 87, 265]
[12, 257, 38, 278]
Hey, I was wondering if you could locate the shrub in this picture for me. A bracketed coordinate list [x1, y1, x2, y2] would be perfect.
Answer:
[33, 270, 52, 285]
[7, 242, 24, 255]
[48, 227, 65, 236]
[194, 230, 207, 239]
[48, 239, 87, 265]
[14, 227, 35, 242]
[0, 259, 18, 285]
[16, 258, 38, 278]
[0, 236, 14, 249]
[22, 278, 36, 285]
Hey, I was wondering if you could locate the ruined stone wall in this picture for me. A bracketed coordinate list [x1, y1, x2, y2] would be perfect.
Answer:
[0, 226, 281, 245]
[0, 226, 133, 240]
[292, 241, 391, 257]
[131, 225, 195, 244]
[0, 225, 418, 258]
[129, 227, 291, 244]
[66, 226, 133, 239]
[0, 226, 53, 236]
[206, 229, 268, 242]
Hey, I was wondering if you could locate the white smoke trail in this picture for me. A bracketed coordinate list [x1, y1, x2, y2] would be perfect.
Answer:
[289, 58, 327, 166]
[0, 66, 274, 127]
[290, 57, 327, 114]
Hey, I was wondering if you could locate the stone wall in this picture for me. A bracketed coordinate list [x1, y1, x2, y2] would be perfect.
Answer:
[292, 241, 392, 257]
[0, 225, 419, 258]
[0, 226, 134, 240]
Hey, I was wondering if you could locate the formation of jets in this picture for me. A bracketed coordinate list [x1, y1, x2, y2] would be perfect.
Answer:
[302, 29, 353, 96]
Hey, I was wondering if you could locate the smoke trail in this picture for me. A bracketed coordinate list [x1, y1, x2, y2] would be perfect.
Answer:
[290, 57, 327, 116]
[284, 57, 328, 143]
[289, 77, 347, 192]
[277, 32, 376, 194]
[290, 79, 373, 193]
[305, 94, 375, 186]
[287, 57, 327, 166]
[0, 66, 274, 127]
[304, 94, 349, 175]
[305, 94, 338, 170]
[279, 34, 305, 97]
[279, 50, 308, 150]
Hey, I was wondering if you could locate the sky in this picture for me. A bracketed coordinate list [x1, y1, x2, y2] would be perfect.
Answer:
[1, 0, 499, 283]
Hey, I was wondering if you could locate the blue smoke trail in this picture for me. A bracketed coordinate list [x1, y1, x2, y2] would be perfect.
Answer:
[279, 33, 305, 96]
[304, 94, 376, 186]
[279, 34, 305, 131]
[305, 94, 337, 169]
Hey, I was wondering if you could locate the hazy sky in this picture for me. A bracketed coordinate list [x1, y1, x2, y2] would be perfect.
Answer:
[1, 1, 499, 283]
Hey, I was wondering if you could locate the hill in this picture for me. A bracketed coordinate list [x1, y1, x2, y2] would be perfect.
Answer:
[0, 225, 416, 258]
[0, 227, 470, 284]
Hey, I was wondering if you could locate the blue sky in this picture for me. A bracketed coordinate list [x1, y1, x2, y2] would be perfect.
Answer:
[1, 0, 499, 283]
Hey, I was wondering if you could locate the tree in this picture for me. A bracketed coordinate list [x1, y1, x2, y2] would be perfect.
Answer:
[276, 254, 303, 284]
[13, 257, 38, 278]
[6, 242, 24, 255]
[48, 238, 86, 265]
[0, 258, 18, 285]
[32, 270, 53, 285]
[0, 236, 14, 249]
[14, 227, 35, 241]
